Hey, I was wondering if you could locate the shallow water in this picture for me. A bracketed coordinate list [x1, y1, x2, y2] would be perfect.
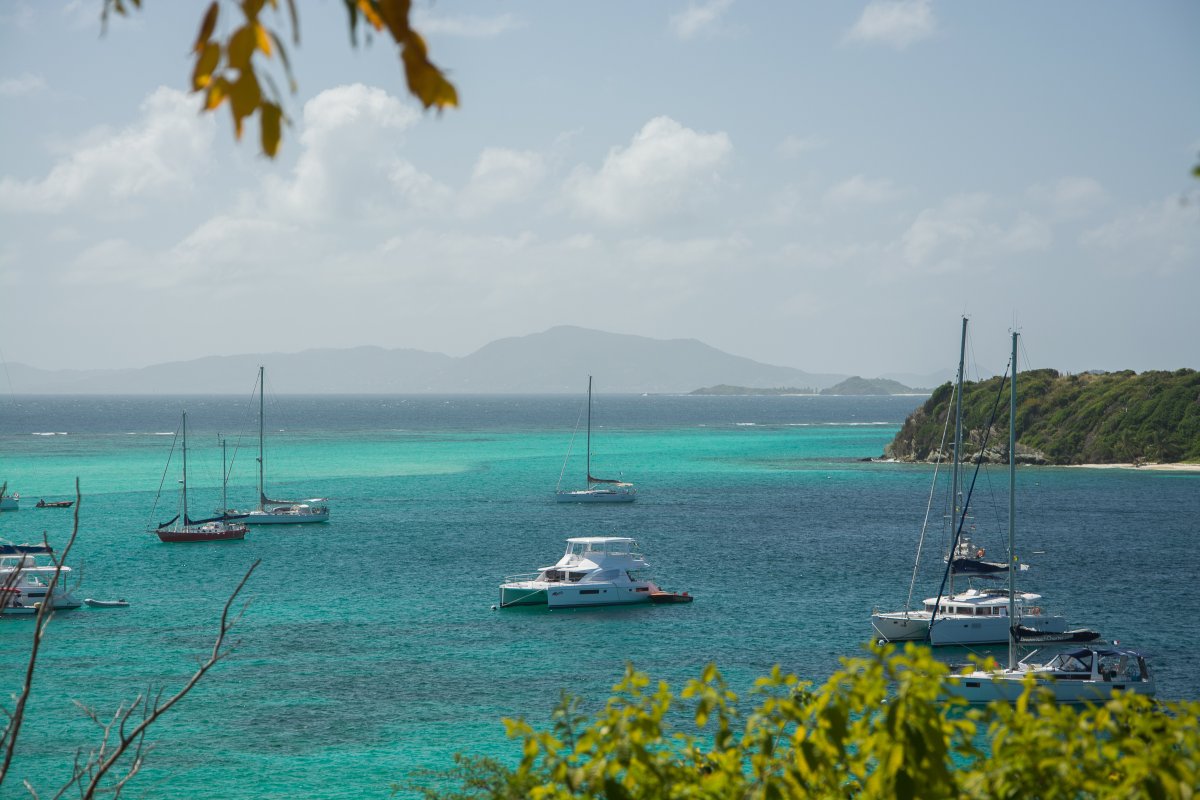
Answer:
[2, 394, 1197, 798]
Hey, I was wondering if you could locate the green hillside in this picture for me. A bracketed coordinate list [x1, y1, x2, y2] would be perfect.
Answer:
[820, 376, 923, 395]
[884, 368, 1200, 465]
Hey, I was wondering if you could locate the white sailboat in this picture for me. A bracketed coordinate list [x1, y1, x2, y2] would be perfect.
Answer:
[231, 366, 330, 524]
[871, 318, 1082, 646]
[941, 332, 1155, 703]
[555, 376, 636, 503]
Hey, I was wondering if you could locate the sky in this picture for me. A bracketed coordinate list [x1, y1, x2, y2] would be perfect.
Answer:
[0, 1, 1197, 380]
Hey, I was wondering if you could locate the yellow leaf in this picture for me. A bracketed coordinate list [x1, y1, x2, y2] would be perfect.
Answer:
[192, 2, 219, 54]
[401, 32, 459, 110]
[229, 70, 262, 133]
[377, 0, 411, 42]
[254, 22, 272, 56]
[191, 42, 220, 91]
[260, 102, 282, 157]
[355, 0, 385, 32]
[227, 25, 256, 72]
[205, 77, 232, 111]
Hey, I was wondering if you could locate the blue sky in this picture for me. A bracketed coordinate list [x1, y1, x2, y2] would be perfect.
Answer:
[1, 1, 1197, 379]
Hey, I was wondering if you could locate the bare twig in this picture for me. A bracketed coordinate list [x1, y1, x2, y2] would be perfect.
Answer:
[60, 558, 261, 800]
[0, 479, 83, 786]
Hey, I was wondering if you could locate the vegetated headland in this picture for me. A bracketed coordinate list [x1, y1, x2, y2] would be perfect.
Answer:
[883, 368, 1200, 466]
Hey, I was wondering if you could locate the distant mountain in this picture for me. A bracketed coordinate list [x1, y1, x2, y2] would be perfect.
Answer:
[1, 326, 847, 394]
[820, 376, 927, 396]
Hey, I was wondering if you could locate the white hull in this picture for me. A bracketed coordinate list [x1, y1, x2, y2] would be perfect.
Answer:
[0, 495, 18, 512]
[242, 507, 330, 524]
[871, 612, 931, 642]
[929, 614, 1068, 645]
[555, 487, 636, 503]
[547, 581, 656, 608]
[943, 669, 1156, 704]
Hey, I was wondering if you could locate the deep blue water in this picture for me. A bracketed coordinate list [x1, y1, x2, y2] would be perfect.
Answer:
[1, 394, 1197, 798]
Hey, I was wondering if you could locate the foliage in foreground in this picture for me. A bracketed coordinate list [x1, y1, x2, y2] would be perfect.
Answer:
[406, 645, 1200, 800]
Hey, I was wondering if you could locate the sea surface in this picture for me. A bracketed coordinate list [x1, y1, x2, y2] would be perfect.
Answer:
[1, 394, 1197, 798]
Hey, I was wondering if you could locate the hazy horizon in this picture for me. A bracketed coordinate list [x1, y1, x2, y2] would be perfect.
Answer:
[1, 3, 1196, 378]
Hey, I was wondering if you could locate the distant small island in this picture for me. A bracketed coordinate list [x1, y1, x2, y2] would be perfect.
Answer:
[819, 376, 928, 396]
[690, 384, 818, 396]
[691, 378, 927, 396]
[884, 368, 1200, 466]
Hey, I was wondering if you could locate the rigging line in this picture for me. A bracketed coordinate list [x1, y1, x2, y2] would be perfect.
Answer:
[905, 381, 956, 612]
[147, 419, 182, 529]
[555, 395, 588, 490]
[930, 362, 1011, 625]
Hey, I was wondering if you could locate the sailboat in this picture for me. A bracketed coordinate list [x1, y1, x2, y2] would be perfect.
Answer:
[871, 318, 1082, 646]
[555, 376, 636, 503]
[942, 332, 1155, 703]
[231, 366, 330, 524]
[153, 412, 249, 543]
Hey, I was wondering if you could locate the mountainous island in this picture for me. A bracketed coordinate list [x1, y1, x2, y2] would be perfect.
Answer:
[884, 368, 1200, 465]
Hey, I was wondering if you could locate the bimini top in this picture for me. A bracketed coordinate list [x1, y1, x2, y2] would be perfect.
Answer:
[566, 536, 635, 545]
[1063, 647, 1147, 660]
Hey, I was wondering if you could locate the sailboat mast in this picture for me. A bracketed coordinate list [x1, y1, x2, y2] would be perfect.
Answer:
[221, 435, 228, 515]
[1008, 331, 1018, 670]
[181, 411, 189, 524]
[585, 375, 593, 484]
[950, 316, 967, 593]
[257, 365, 265, 509]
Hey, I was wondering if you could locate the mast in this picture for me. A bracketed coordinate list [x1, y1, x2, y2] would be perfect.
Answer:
[181, 411, 189, 525]
[1008, 330, 1018, 670]
[257, 365, 265, 510]
[220, 434, 228, 516]
[585, 375, 593, 486]
[949, 316, 967, 594]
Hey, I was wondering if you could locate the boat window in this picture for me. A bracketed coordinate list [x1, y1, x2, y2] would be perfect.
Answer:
[589, 569, 620, 582]
[567, 571, 587, 583]
[579, 589, 600, 595]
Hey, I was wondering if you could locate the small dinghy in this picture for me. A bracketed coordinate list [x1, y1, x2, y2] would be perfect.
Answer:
[649, 591, 693, 604]
[84, 598, 129, 608]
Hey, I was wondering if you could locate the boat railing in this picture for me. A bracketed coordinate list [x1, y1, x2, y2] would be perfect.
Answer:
[502, 572, 552, 584]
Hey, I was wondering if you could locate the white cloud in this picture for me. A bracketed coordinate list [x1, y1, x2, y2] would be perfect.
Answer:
[1080, 194, 1200, 276]
[823, 175, 900, 208]
[412, 11, 523, 37]
[0, 73, 46, 97]
[0, 86, 212, 213]
[563, 116, 732, 226]
[900, 193, 1051, 272]
[264, 84, 449, 222]
[776, 134, 826, 159]
[669, 0, 734, 40]
[458, 148, 547, 218]
[1028, 177, 1109, 219]
[845, 0, 936, 50]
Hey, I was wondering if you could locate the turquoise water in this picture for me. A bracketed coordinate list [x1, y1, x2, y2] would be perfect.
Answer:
[2, 395, 1198, 798]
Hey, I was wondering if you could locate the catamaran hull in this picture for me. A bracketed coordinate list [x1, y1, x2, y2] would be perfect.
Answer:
[929, 615, 1069, 645]
[943, 672, 1156, 704]
[871, 613, 931, 642]
[499, 582, 658, 608]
